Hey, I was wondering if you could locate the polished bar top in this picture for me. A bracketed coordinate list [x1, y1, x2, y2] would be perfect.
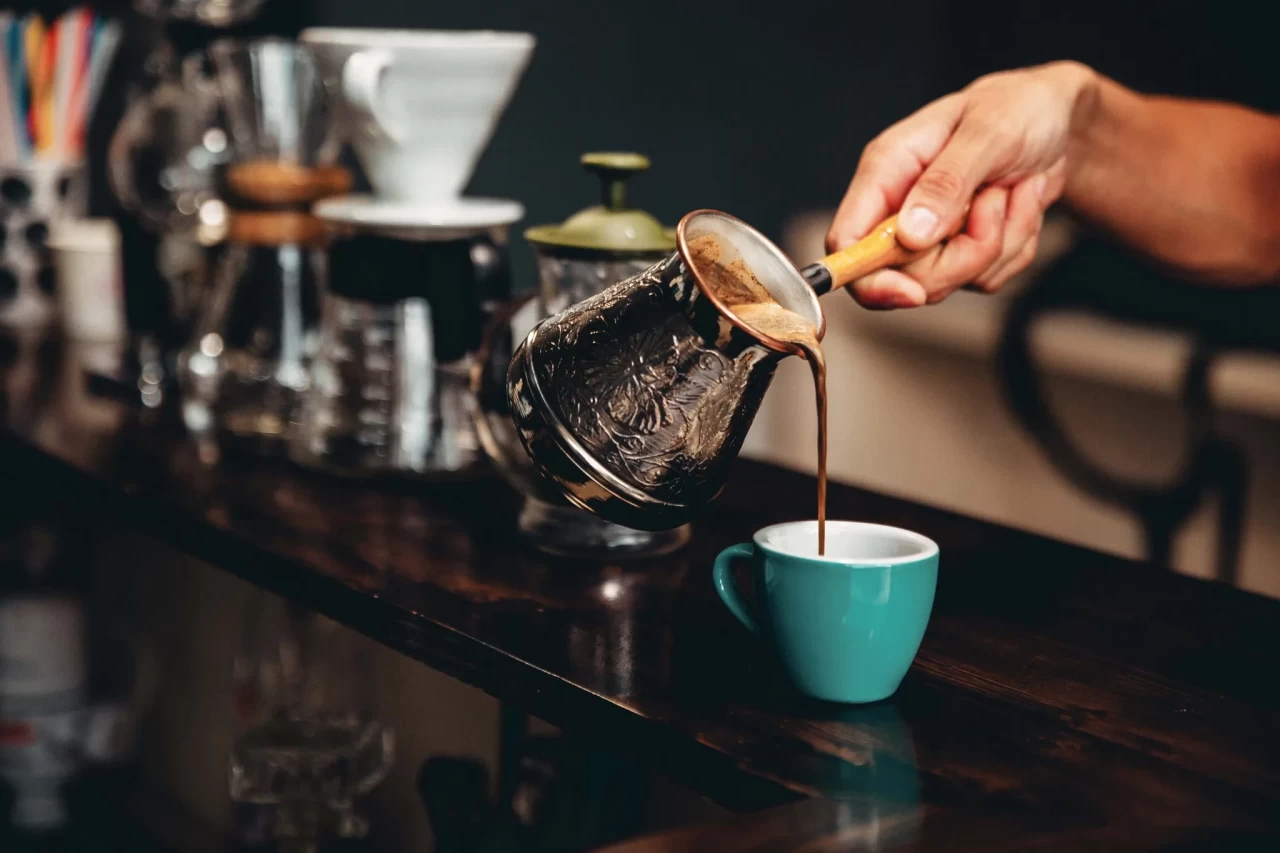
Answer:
[3, 337, 1279, 849]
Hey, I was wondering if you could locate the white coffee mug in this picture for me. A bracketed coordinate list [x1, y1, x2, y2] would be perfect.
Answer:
[301, 28, 535, 203]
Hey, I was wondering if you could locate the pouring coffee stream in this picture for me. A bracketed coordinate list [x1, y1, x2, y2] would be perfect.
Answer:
[685, 214, 922, 554]
[502, 208, 942, 543]
[685, 233, 830, 552]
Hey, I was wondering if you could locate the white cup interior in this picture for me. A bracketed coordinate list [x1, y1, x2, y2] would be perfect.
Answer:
[756, 520, 937, 564]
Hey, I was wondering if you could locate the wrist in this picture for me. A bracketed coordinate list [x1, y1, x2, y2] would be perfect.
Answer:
[1057, 62, 1102, 202]
[1053, 61, 1101, 134]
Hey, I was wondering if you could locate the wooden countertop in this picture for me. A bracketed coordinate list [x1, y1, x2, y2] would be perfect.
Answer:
[3, 336, 1278, 850]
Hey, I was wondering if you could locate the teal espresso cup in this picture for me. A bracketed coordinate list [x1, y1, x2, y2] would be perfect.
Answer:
[713, 520, 938, 703]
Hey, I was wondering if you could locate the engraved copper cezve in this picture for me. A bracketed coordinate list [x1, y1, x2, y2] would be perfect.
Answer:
[508, 253, 783, 531]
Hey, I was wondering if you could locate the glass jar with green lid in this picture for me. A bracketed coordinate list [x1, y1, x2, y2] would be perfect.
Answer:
[525, 152, 676, 318]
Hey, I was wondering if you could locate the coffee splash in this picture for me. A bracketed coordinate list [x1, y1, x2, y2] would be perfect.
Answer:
[689, 235, 829, 555]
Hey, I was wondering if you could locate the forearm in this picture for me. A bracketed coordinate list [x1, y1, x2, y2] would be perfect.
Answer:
[1065, 71, 1280, 284]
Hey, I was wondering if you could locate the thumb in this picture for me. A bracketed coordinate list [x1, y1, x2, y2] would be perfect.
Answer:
[896, 122, 1000, 250]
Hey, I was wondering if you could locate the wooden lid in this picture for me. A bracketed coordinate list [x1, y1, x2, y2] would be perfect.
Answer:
[225, 161, 353, 207]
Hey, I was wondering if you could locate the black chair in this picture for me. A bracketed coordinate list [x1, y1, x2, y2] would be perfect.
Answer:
[996, 237, 1280, 584]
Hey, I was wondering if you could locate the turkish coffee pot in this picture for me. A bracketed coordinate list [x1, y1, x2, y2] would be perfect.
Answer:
[503, 207, 937, 531]
[475, 153, 694, 557]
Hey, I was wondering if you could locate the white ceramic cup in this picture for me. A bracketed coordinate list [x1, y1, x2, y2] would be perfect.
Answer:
[48, 218, 125, 342]
[300, 28, 535, 204]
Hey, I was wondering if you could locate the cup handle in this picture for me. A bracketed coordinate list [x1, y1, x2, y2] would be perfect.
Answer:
[713, 543, 760, 634]
[342, 49, 401, 143]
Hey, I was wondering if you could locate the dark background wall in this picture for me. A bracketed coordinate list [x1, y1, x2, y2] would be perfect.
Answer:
[60, 0, 1280, 290]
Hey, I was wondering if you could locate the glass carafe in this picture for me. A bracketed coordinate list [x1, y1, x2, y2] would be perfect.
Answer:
[107, 42, 229, 409]
[178, 39, 345, 458]
[289, 235, 490, 477]
[107, 50, 227, 238]
[179, 233, 325, 455]
[211, 38, 337, 169]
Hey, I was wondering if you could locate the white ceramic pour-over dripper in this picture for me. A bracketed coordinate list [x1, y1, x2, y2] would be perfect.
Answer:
[300, 28, 535, 204]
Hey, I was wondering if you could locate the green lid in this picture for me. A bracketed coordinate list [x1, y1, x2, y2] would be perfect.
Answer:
[525, 153, 676, 257]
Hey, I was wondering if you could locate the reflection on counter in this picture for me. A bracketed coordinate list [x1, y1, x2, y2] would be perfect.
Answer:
[1, 515, 750, 852]
[0, 328, 945, 849]
[229, 597, 394, 850]
[0, 517, 143, 850]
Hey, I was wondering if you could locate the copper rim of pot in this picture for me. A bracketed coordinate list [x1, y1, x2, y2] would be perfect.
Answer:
[676, 209, 827, 355]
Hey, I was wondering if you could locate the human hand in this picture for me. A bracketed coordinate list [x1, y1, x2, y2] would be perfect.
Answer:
[826, 61, 1097, 307]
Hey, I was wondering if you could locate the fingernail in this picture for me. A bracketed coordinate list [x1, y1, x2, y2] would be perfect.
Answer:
[993, 191, 1008, 218]
[900, 206, 939, 243]
[1033, 174, 1049, 201]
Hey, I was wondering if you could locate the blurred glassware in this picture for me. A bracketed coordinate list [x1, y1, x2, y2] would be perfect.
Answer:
[230, 595, 393, 852]
[178, 224, 326, 457]
[291, 198, 521, 478]
[289, 244, 477, 478]
[108, 50, 227, 238]
[211, 38, 339, 169]
[134, 0, 270, 27]
[476, 153, 691, 558]
[157, 231, 221, 343]
[178, 39, 343, 459]
[104, 41, 227, 412]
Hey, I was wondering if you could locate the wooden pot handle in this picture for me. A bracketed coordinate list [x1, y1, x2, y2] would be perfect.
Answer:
[801, 212, 965, 296]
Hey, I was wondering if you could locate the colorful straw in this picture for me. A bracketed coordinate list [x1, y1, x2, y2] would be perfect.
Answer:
[9, 17, 30, 158]
[24, 15, 44, 150]
[78, 18, 120, 157]
[0, 13, 15, 161]
[52, 10, 81, 158]
[0, 8, 122, 164]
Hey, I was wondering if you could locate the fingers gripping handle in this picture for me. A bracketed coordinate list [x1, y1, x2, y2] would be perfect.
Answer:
[802, 210, 968, 296]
